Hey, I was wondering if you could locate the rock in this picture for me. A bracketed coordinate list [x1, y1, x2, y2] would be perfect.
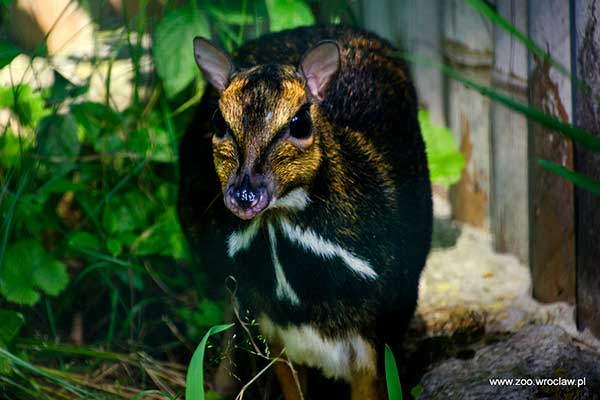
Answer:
[419, 325, 600, 399]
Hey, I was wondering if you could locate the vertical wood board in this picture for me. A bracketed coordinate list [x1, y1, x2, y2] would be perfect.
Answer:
[444, 0, 493, 229]
[490, 0, 529, 263]
[573, 0, 600, 337]
[527, 0, 576, 303]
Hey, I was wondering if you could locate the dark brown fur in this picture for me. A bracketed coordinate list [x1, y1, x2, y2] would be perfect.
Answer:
[178, 25, 432, 398]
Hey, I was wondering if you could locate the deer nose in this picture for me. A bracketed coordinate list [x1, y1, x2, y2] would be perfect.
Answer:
[232, 174, 259, 210]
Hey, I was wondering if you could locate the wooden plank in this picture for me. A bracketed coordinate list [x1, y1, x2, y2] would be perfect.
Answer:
[362, 0, 445, 126]
[573, 0, 600, 337]
[392, 0, 445, 126]
[443, 0, 493, 229]
[490, 0, 529, 263]
[527, 0, 575, 303]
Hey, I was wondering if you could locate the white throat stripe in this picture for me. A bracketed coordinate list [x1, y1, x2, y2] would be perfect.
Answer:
[279, 219, 378, 280]
[267, 223, 301, 305]
[227, 218, 260, 258]
[269, 188, 311, 211]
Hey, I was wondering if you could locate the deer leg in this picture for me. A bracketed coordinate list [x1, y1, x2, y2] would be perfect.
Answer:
[270, 342, 305, 400]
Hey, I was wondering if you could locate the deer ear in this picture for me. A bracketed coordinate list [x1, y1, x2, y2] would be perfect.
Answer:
[299, 41, 340, 103]
[193, 37, 234, 93]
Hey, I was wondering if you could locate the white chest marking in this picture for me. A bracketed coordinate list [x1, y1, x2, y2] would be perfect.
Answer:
[267, 223, 300, 305]
[227, 189, 310, 259]
[259, 315, 376, 381]
[269, 188, 311, 211]
[227, 218, 260, 258]
[279, 219, 378, 280]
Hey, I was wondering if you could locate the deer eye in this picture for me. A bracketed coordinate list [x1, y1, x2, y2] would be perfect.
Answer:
[288, 105, 312, 140]
[213, 109, 229, 138]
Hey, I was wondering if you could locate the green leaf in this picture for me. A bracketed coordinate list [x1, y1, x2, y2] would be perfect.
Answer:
[419, 110, 465, 186]
[68, 232, 101, 252]
[385, 344, 402, 400]
[0, 129, 34, 168]
[36, 114, 81, 173]
[0, 84, 48, 127]
[106, 238, 122, 257]
[186, 324, 234, 400]
[538, 159, 600, 196]
[266, 0, 315, 32]
[47, 71, 89, 105]
[0, 240, 69, 305]
[102, 190, 153, 235]
[0, 41, 20, 69]
[128, 127, 174, 162]
[410, 385, 423, 400]
[178, 299, 225, 339]
[131, 208, 187, 260]
[153, 5, 210, 98]
[0, 309, 24, 346]
[70, 101, 122, 142]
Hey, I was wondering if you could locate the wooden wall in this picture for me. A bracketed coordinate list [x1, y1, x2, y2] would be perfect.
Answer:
[361, 0, 600, 338]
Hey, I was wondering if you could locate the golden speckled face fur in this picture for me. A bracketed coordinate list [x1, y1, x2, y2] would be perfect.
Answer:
[213, 65, 324, 219]
[194, 38, 340, 220]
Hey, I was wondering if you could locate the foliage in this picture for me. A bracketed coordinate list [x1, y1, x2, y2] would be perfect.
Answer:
[0, 0, 343, 398]
[0, 41, 20, 69]
[266, 0, 315, 32]
[185, 323, 234, 400]
[419, 110, 464, 187]
[385, 344, 403, 400]
[153, 3, 209, 98]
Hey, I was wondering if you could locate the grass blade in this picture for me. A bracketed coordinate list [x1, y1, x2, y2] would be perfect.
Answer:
[186, 323, 234, 400]
[0, 347, 97, 398]
[538, 159, 600, 196]
[385, 344, 402, 400]
[401, 53, 600, 153]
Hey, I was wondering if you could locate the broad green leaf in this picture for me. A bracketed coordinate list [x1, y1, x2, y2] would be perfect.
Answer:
[186, 324, 234, 400]
[0, 309, 24, 346]
[47, 71, 89, 106]
[36, 114, 81, 173]
[0, 41, 20, 69]
[102, 190, 153, 235]
[538, 160, 600, 196]
[419, 110, 465, 186]
[0, 240, 69, 305]
[128, 127, 174, 162]
[153, 5, 210, 98]
[131, 208, 187, 260]
[0, 84, 48, 127]
[70, 101, 122, 142]
[0, 129, 34, 168]
[178, 299, 225, 339]
[68, 232, 101, 252]
[385, 344, 402, 400]
[266, 0, 314, 32]
[106, 238, 122, 257]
